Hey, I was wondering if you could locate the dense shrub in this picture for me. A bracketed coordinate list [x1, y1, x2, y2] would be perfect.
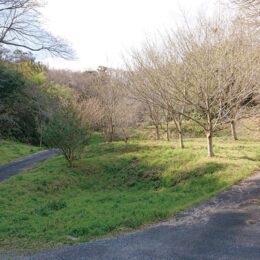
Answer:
[44, 106, 89, 166]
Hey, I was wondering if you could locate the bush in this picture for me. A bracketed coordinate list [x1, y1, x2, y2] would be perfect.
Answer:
[44, 106, 88, 166]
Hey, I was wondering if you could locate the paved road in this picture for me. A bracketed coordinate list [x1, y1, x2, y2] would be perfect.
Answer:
[0, 150, 58, 182]
[12, 172, 258, 260]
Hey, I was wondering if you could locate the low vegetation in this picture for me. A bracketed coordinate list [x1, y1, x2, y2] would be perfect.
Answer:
[0, 140, 41, 164]
[0, 135, 259, 250]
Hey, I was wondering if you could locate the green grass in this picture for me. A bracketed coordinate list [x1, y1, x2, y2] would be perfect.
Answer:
[0, 140, 41, 164]
[0, 136, 260, 250]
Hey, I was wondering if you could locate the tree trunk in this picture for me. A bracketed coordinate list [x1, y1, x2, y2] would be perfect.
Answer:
[39, 124, 43, 148]
[109, 124, 114, 142]
[39, 134, 43, 148]
[109, 133, 113, 142]
[122, 129, 128, 144]
[175, 119, 184, 149]
[39, 120, 43, 147]
[231, 121, 238, 141]
[206, 131, 214, 157]
[178, 131, 184, 149]
[166, 122, 170, 142]
[155, 125, 160, 140]
[67, 148, 74, 167]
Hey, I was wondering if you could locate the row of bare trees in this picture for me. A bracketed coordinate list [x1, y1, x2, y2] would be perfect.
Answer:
[124, 15, 259, 157]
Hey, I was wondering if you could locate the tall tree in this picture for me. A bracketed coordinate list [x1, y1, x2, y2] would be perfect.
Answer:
[0, 0, 74, 58]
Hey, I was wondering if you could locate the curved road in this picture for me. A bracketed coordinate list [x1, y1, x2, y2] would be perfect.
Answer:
[0, 150, 58, 182]
[6, 172, 258, 260]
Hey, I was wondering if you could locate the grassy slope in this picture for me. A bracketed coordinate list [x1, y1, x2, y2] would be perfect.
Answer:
[0, 136, 260, 250]
[0, 140, 41, 165]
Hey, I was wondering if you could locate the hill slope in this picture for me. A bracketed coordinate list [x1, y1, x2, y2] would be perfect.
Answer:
[0, 137, 259, 250]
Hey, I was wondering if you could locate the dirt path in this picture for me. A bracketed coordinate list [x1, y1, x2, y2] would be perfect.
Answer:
[9, 172, 258, 260]
[0, 150, 58, 182]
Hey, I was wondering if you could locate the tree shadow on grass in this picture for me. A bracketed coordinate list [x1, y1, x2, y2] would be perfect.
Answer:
[217, 153, 260, 162]
[169, 162, 227, 187]
[85, 159, 227, 191]
[84, 142, 154, 159]
[238, 155, 260, 162]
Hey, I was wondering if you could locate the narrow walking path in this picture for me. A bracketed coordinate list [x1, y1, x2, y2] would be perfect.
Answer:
[0, 150, 58, 182]
[17, 172, 260, 260]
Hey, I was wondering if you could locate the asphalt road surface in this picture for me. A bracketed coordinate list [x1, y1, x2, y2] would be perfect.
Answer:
[5, 172, 258, 260]
[0, 150, 58, 182]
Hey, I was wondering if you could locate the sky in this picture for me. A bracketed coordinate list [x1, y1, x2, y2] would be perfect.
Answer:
[40, 0, 218, 71]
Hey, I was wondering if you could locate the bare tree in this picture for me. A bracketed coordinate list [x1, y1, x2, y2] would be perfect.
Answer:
[164, 16, 260, 155]
[231, 0, 260, 28]
[163, 19, 231, 156]
[94, 67, 122, 142]
[76, 96, 104, 130]
[125, 44, 186, 147]
[162, 108, 171, 141]
[125, 66, 163, 141]
[116, 97, 139, 143]
[218, 26, 260, 140]
[156, 60, 187, 148]
[0, 0, 74, 58]
[146, 101, 163, 140]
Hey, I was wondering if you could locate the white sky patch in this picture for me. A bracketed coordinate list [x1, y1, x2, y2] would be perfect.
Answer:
[40, 0, 218, 71]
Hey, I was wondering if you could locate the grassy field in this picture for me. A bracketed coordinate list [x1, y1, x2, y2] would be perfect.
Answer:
[0, 140, 41, 164]
[0, 135, 260, 250]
